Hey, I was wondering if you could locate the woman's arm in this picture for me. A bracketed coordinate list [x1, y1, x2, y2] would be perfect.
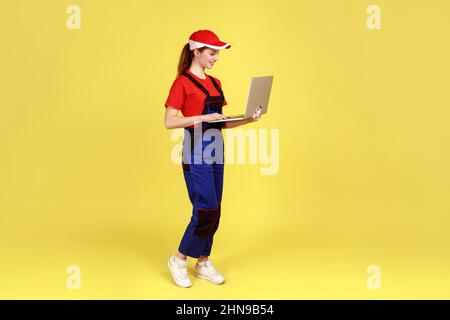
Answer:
[164, 106, 227, 129]
[223, 106, 263, 129]
[222, 118, 254, 129]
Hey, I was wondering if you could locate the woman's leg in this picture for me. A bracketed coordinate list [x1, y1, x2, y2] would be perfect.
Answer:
[178, 161, 221, 258]
[196, 161, 224, 261]
[175, 251, 187, 260]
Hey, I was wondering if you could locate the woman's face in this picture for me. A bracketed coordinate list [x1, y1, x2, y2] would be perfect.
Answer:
[195, 48, 220, 69]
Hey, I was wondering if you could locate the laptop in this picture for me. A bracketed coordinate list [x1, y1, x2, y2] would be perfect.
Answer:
[208, 75, 274, 123]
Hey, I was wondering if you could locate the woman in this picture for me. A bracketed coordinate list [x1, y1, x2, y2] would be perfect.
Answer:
[164, 29, 263, 288]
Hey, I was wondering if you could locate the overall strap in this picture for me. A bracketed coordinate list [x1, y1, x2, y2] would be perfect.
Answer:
[181, 71, 210, 97]
[208, 76, 224, 96]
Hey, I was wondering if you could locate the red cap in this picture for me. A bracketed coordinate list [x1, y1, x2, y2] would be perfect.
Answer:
[188, 30, 231, 51]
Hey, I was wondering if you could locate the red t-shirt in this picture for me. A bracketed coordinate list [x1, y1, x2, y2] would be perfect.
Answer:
[164, 69, 227, 118]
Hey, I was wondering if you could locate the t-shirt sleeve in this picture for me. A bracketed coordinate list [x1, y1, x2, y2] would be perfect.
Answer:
[164, 78, 185, 110]
[215, 78, 228, 106]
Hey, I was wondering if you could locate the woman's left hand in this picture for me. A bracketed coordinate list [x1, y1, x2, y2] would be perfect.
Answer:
[251, 106, 263, 122]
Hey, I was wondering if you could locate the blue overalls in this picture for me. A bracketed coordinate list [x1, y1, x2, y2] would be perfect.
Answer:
[178, 71, 225, 258]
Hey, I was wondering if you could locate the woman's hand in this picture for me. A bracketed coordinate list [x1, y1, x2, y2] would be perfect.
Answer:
[250, 106, 263, 122]
[200, 113, 228, 122]
[222, 106, 263, 129]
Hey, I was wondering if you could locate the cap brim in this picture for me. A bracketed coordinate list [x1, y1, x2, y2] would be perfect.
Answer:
[206, 41, 231, 50]
[189, 39, 231, 51]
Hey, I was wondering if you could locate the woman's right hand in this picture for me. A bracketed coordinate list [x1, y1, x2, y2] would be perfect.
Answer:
[200, 113, 228, 122]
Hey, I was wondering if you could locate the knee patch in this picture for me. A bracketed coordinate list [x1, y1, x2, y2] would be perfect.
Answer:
[194, 204, 221, 237]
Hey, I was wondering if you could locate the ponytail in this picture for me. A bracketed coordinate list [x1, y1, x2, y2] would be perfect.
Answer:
[176, 43, 206, 78]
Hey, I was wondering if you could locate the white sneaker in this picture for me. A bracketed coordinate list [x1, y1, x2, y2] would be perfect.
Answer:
[167, 255, 191, 288]
[194, 260, 225, 285]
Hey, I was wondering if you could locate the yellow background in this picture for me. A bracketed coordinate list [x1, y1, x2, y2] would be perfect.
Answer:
[1, 0, 449, 299]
